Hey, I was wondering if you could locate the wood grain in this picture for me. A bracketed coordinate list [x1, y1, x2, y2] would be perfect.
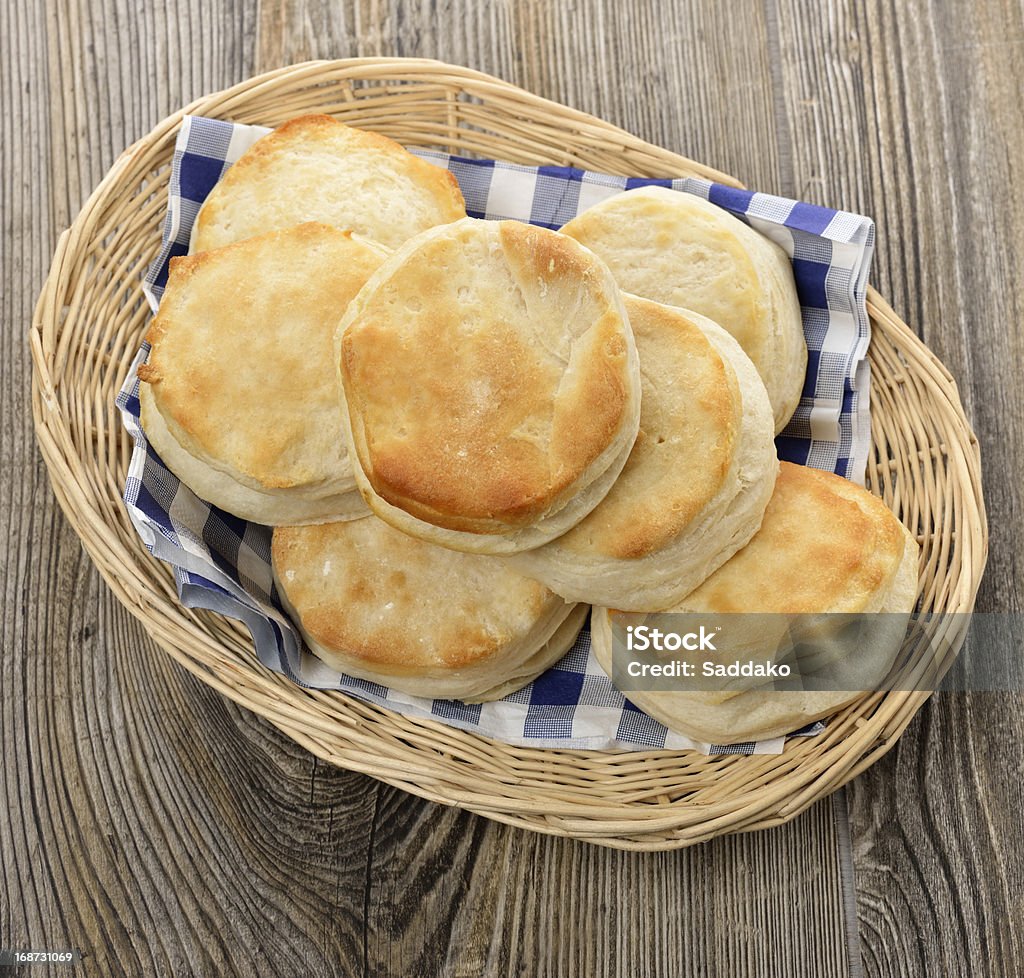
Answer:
[2, 1, 1021, 976]
[361, 788, 850, 978]
[830, 3, 1024, 974]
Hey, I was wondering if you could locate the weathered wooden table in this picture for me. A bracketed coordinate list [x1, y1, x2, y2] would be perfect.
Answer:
[3, 2, 1021, 975]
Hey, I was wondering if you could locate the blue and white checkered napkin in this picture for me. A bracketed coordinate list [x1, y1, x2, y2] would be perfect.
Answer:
[116, 115, 876, 754]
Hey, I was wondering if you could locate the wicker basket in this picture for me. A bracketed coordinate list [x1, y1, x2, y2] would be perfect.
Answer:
[30, 58, 987, 850]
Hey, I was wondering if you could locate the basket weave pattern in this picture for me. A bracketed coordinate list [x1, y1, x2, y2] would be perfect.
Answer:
[30, 58, 987, 850]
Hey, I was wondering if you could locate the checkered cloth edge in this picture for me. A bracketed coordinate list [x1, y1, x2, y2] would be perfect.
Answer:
[117, 115, 873, 753]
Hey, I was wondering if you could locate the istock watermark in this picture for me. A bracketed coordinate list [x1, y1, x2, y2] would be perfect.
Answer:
[606, 612, 1023, 694]
[624, 623, 720, 652]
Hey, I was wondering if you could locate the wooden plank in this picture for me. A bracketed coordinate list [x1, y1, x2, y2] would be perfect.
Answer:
[1, 0, 77, 964]
[256, 0, 786, 190]
[4, 2, 375, 976]
[848, 696, 1024, 977]
[361, 785, 851, 978]
[825, 1, 1024, 973]
[769, 0, 1024, 973]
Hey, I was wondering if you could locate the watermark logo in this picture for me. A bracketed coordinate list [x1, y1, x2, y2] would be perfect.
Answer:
[607, 612, 1024, 695]
[625, 624, 719, 652]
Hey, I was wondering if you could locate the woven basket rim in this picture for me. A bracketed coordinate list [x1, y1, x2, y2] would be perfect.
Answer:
[29, 57, 988, 850]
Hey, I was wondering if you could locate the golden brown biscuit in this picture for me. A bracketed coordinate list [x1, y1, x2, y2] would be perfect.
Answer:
[272, 516, 587, 701]
[679, 462, 909, 614]
[561, 186, 807, 432]
[138, 223, 388, 524]
[338, 218, 643, 554]
[510, 296, 778, 610]
[591, 463, 920, 743]
[191, 114, 466, 252]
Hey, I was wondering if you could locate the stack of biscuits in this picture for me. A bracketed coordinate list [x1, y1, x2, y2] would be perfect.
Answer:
[138, 114, 919, 744]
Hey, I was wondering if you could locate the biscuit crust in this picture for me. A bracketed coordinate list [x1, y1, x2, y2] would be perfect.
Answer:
[138, 223, 387, 522]
[509, 299, 779, 610]
[561, 186, 807, 432]
[677, 462, 908, 614]
[590, 463, 920, 743]
[339, 218, 642, 552]
[272, 516, 586, 701]
[552, 296, 739, 560]
[191, 114, 466, 252]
